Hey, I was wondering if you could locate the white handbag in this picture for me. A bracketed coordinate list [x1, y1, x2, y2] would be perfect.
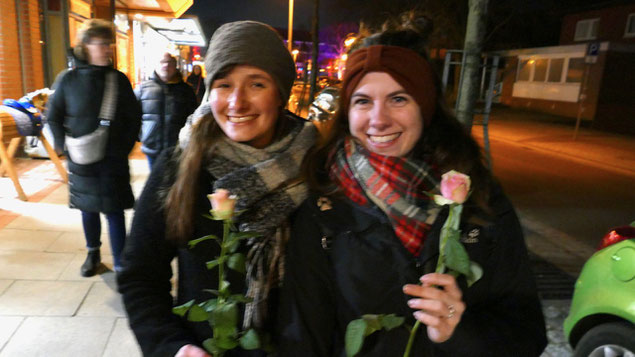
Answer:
[65, 71, 117, 165]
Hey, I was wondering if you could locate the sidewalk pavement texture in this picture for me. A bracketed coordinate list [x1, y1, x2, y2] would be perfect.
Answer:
[1, 109, 634, 356]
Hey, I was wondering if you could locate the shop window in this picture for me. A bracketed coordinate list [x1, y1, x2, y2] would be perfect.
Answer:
[625, 13, 635, 38]
[566, 58, 585, 83]
[533, 59, 548, 82]
[574, 18, 599, 41]
[547, 58, 564, 82]
[517, 59, 532, 81]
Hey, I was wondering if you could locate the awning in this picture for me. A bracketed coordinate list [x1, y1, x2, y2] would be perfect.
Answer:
[95, 0, 193, 18]
[142, 16, 206, 46]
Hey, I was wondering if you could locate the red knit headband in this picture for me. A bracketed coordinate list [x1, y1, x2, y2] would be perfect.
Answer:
[342, 45, 437, 127]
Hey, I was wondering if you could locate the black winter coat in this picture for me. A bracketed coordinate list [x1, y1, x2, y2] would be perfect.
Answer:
[186, 73, 205, 104]
[47, 63, 141, 213]
[135, 72, 197, 157]
[279, 184, 547, 356]
[118, 152, 269, 357]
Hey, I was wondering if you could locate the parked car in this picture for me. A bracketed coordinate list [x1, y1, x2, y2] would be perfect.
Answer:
[563, 223, 635, 357]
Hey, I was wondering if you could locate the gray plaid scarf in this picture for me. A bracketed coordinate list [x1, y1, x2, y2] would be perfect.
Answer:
[206, 118, 316, 329]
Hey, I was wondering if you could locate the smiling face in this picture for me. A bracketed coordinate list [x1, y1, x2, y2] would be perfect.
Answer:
[209, 65, 282, 148]
[348, 72, 423, 157]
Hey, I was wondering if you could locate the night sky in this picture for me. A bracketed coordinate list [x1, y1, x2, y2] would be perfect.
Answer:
[185, 0, 622, 50]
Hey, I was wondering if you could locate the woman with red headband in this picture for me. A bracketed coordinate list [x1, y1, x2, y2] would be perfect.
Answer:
[278, 14, 547, 356]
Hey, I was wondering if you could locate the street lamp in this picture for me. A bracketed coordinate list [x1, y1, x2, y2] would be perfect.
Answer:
[292, 49, 299, 62]
[288, 0, 294, 51]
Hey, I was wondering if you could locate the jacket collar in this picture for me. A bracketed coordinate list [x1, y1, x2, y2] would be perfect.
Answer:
[150, 71, 182, 84]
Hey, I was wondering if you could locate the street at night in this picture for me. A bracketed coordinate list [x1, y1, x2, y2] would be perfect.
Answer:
[2, 0, 635, 356]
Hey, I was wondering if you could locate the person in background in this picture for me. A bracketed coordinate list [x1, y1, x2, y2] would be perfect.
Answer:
[47, 19, 141, 277]
[187, 64, 206, 105]
[278, 13, 547, 356]
[118, 21, 316, 357]
[135, 53, 197, 170]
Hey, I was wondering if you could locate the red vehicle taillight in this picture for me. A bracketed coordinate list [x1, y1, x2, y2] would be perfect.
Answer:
[597, 226, 635, 251]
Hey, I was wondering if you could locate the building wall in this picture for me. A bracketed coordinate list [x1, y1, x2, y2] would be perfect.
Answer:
[0, 0, 45, 101]
[594, 49, 635, 134]
[560, 4, 635, 45]
[0, 0, 22, 100]
[21, 0, 46, 93]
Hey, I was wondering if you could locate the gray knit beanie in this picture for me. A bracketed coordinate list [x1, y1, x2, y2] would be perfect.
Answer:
[205, 21, 296, 104]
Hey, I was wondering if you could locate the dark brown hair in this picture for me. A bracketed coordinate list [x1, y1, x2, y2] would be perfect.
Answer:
[303, 12, 492, 208]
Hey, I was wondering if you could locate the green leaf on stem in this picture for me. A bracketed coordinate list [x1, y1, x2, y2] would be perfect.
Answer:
[239, 329, 261, 350]
[361, 315, 382, 335]
[187, 303, 208, 322]
[212, 302, 238, 328]
[206, 256, 227, 270]
[227, 253, 246, 274]
[214, 325, 238, 339]
[201, 298, 218, 312]
[466, 261, 483, 287]
[219, 280, 231, 295]
[379, 314, 405, 330]
[230, 231, 261, 240]
[229, 294, 254, 303]
[202, 289, 220, 296]
[216, 336, 239, 350]
[443, 230, 471, 276]
[224, 238, 240, 253]
[172, 299, 194, 317]
[189, 234, 219, 248]
[202, 338, 223, 356]
[345, 318, 367, 357]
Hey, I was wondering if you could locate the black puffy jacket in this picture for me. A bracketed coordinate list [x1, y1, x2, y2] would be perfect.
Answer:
[279, 183, 547, 356]
[47, 63, 141, 213]
[135, 72, 197, 157]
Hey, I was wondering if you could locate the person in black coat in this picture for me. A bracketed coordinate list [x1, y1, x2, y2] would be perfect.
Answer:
[186, 64, 205, 105]
[117, 21, 316, 357]
[135, 53, 197, 170]
[47, 19, 141, 277]
[278, 13, 547, 356]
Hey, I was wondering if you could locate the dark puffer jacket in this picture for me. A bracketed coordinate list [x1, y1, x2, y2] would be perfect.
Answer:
[279, 183, 547, 356]
[135, 72, 197, 157]
[47, 63, 141, 213]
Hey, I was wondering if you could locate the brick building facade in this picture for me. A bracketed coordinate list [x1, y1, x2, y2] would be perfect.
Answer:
[0, 0, 45, 101]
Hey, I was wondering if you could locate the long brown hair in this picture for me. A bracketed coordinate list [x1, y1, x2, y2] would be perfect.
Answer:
[303, 12, 492, 208]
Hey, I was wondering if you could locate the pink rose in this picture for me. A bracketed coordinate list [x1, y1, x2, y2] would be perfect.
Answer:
[434, 170, 471, 205]
[208, 189, 237, 220]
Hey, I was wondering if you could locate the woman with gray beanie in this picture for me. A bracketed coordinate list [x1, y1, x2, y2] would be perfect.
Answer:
[118, 21, 317, 357]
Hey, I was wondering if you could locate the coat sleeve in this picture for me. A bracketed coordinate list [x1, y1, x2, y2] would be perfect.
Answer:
[117, 153, 197, 356]
[46, 71, 68, 152]
[117, 72, 142, 151]
[278, 201, 339, 357]
[435, 192, 547, 356]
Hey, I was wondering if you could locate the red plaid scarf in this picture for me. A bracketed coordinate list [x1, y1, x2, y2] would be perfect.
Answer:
[330, 138, 442, 256]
